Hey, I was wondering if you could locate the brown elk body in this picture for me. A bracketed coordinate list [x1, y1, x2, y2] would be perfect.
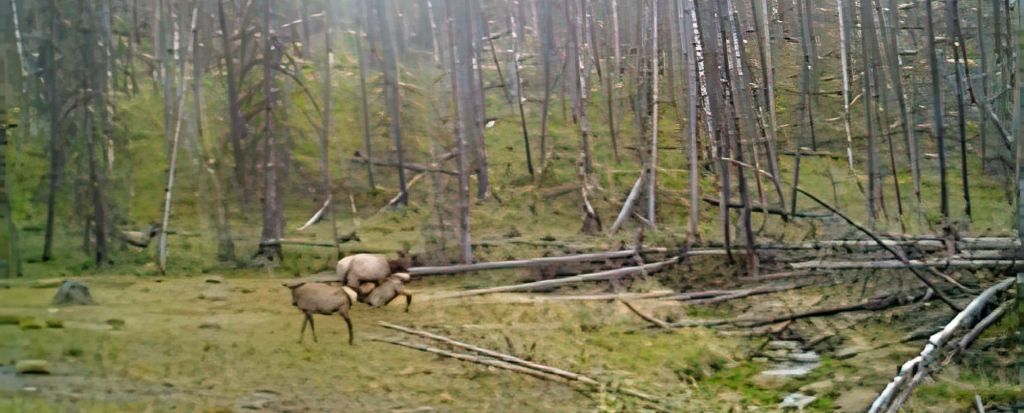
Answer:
[362, 273, 412, 311]
[283, 282, 355, 345]
[336, 252, 411, 289]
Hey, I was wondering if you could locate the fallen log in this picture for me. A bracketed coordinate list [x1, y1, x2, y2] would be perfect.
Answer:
[409, 248, 668, 276]
[658, 289, 928, 329]
[372, 337, 568, 383]
[296, 198, 331, 231]
[790, 258, 1022, 271]
[701, 196, 832, 219]
[868, 277, 1015, 413]
[350, 156, 458, 175]
[523, 290, 676, 302]
[795, 188, 961, 311]
[375, 323, 665, 406]
[780, 149, 845, 159]
[445, 257, 680, 297]
[259, 232, 360, 248]
[609, 171, 646, 233]
[683, 280, 819, 305]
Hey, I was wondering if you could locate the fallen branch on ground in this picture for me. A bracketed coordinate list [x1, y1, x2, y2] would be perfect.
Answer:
[795, 187, 962, 311]
[350, 156, 458, 175]
[444, 257, 680, 297]
[790, 258, 1021, 272]
[409, 248, 668, 276]
[376, 323, 665, 406]
[868, 277, 1016, 413]
[701, 196, 832, 219]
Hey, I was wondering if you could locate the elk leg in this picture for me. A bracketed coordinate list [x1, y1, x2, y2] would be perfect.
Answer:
[340, 313, 354, 345]
[307, 313, 318, 343]
[299, 314, 308, 343]
[401, 291, 412, 312]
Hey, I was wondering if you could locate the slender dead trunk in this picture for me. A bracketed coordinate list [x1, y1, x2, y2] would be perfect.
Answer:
[860, 0, 879, 226]
[924, 0, 950, 223]
[647, 0, 659, 226]
[509, 0, 534, 176]
[355, 0, 376, 189]
[158, 2, 198, 272]
[256, 0, 284, 261]
[448, 0, 474, 263]
[42, 0, 62, 262]
[319, 0, 339, 260]
[375, 1, 409, 205]
[945, 0, 971, 219]
[217, 0, 249, 205]
[837, 0, 855, 171]
[539, 0, 554, 167]
[680, 0, 699, 242]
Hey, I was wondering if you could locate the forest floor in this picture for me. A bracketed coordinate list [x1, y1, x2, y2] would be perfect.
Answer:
[0, 265, 1019, 412]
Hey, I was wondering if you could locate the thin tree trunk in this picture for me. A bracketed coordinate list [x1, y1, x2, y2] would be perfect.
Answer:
[158, 2, 198, 272]
[374, 1, 409, 205]
[837, 0, 855, 171]
[945, 0, 971, 218]
[42, 0, 62, 262]
[924, 0, 950, 224]
[319, 0, 339, 261]
[647, 0, 659, 226]
[217, 0, 249, 205]
[680, 0, 699, 242]
[861, 0, 879, 226]
[509, 0, 534, 176]
[256, 0, 283, 261]
[448, 0, 474, 263]
[539, 0, 554, 167]
[355, 0, 375, 190]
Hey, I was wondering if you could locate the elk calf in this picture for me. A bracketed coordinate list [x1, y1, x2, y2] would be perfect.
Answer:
[283, 282, 356, 345]
[361, 273, 412, 312]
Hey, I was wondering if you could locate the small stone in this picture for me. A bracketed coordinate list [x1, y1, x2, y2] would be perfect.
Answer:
[766, 340, 801, 350]
[799, 380, 835, 395]
[779, 392, 816, 410]
[32, 279, 64, 289]
[105, 318, 126, 329]
[788, 351, 821, 363]
[204, 276, 225, 284]
[200, 287, 229, 301]
[15, 360, 50, 375]
[238, 287, 255, 294]
[19, 318, 45, 330]
[51, 280, 94, 306]
[45, 319, 64, 328]
[199, 321, 221, 330]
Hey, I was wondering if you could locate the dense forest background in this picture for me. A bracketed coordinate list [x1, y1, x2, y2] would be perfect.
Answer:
[0, 0, 1021, 278]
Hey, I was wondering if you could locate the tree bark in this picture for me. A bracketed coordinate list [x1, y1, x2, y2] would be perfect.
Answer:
[375, 1, 409, 205]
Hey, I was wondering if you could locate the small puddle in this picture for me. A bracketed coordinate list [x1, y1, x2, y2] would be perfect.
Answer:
[758, 340, 821, 378]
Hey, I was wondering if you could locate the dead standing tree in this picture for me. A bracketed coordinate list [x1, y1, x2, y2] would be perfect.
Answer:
[255, 0, 284, 262]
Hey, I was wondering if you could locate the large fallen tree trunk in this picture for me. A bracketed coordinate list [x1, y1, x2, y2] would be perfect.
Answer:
[410, 248, 669, 276]
[445, 257, 680, 297]
[868, 277, 1016, 413]
[791, 258, 1023, 271]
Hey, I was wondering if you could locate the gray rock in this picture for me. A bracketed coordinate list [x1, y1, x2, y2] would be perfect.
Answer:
[779, 392, 816, 410]
[204, 276, 225, 284]
[199, 287, 228, 301]
[766, 340, 801, 350]
[15, 360, 50, 375]
[788, 351, 821, 363]
[51, 280, 94, 306]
